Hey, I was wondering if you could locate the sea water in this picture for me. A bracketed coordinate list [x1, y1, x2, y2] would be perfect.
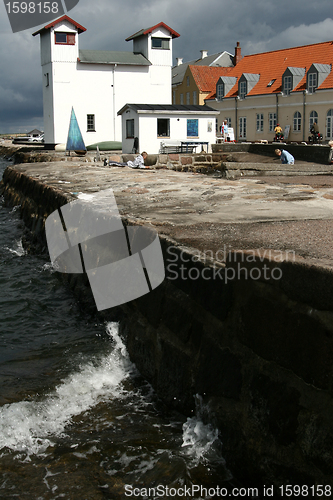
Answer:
[0, 158, 256, 499]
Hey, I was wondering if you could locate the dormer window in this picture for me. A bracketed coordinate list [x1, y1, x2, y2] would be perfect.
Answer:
[217, 83, 224, 101]
[283, 75, 292, 95]
[216, 76, 237, 101]
[238, 73, 260, 99]
[308, 73, 317, 93]
[151, 37, 170, 49]
[306, 64, 330, 94]
[282, 67, 305, 95]
[239, 80, 247, 99]
[55, 32, 75, 45]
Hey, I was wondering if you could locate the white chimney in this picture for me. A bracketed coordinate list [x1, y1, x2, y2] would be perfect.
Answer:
[200, 50, 208, 59]
[176, 57, 183, 66]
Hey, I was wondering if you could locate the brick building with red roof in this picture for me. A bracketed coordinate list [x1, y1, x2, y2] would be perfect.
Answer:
[175, 40, 333, 143]
[207, 40, 333, 142]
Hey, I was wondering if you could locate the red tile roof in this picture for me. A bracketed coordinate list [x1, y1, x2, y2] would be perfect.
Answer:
[190, 65, 233, 93]
[196, 40, 333, 101]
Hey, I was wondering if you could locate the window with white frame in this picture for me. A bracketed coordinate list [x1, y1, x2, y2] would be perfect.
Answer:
[186, 92, 190, 105]
[308, 73, 317, 93]
[193, 91, 197, 105]
[283, 75, 292, 95]
[309, 111, 318, 131]
[217, 84, 224, 101]
[256, 113, 264, 132]
[293, 111, 302, 131]
[326, 109, 333, 138]
[87, 114, 95, 132]
[180, 93, 184, 104]
[239, 80, 247, 99]
[226, 117, 231, 128]
[269, 112, 277, 132]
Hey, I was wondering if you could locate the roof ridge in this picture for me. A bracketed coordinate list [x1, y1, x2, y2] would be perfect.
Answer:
[241, 40, 333, 59]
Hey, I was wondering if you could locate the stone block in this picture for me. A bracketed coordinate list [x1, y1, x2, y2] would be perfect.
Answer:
[158, 154, 168, 164]
[195, 342, 242, 400]
[212, 154, 227, 162]
[169, 154, 179, 161]
[122, 154, 135, 162]
[194, 155, 207, 162]
[108, 154, 122, 162]
[146, 154, 157, 166]
[181, 156, 193, 165]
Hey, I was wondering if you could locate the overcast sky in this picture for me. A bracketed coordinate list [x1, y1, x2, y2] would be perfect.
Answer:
[1, 0, 333, 133]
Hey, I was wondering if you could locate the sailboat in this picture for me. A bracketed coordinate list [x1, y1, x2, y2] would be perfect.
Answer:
[66, 107, 86, 155]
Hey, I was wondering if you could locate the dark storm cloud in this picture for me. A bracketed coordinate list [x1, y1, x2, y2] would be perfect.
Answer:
[0, 0, 333, 132]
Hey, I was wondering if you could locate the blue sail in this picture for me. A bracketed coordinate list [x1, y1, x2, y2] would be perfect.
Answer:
[66, 107, 86, 151]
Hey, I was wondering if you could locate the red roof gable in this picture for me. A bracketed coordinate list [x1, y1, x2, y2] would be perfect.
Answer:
[202, 40, 333, 100]
[32, 15, 86, 36]
[126, 22, 180, 41]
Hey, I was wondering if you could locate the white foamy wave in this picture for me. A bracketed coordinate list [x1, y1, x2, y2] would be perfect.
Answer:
[41, 261, 59, 273]
[6, 238, 26, 257]
[0, 323, 133, 456]
[181, 417, 220, 466]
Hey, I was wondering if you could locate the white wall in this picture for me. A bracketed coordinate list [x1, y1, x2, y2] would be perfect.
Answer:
[121, 111, 218, 154]
[40, 21, 174, 145]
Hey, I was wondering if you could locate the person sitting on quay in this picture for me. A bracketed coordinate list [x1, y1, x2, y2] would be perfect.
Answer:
[274, 123, 283, 139]
[104, 152, 149, 168]
[275, 148, 294, 164]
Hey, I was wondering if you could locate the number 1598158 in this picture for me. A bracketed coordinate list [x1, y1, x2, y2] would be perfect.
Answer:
[279, 485, 331, 496]
[5, 2, 59, 14]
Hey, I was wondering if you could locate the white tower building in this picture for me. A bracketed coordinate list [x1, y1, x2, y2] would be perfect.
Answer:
[33, 16, 180, 145]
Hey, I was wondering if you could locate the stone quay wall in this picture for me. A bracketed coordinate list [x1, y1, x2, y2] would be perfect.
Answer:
[4, 144, 333, 180]
[1, 164, 333, 488]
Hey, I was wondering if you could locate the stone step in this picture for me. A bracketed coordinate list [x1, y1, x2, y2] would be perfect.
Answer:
[222, 162, 333, 178]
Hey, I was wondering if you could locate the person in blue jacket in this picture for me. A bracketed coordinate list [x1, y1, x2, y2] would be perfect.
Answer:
[275, 148, 294, 164]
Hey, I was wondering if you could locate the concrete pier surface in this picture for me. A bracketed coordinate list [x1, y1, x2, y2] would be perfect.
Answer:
[3, 150, 333, 486]
[3, 155, 333, 266]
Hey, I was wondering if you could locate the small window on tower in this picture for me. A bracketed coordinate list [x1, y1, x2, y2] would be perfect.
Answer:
[55, 32, 75, 45]
[151, 38, 170, 50]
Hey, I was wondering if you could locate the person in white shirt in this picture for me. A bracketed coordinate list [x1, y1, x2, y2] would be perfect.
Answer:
[104, 152, 149, 168]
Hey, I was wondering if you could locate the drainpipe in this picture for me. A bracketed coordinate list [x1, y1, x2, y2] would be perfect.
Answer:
[235, 97, 238, 141]
[112, 64, 117, 141]
[276, 92, 279, 125]
[303, 90, 306, 142]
